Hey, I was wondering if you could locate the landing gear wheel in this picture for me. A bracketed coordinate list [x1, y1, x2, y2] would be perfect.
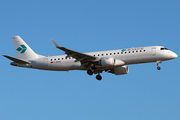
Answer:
[87, 69, 93, 76]
[157, 66, 161, 70]
[96, 74, 102, 81]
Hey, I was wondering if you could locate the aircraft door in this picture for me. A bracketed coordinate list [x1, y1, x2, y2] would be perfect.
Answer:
[44, 58, 48, 66]
[151, 47, 156, 56]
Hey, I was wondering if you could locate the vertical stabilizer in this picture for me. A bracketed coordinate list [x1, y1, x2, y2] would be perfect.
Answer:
[13, 36, 38, 60]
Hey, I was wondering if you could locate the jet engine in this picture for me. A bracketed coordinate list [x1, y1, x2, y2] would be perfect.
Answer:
[108, 65, 129, 75]
[98, 57, 125, 67]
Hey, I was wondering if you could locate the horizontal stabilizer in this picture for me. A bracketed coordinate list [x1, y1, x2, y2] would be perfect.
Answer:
[3, 55, 31, 64]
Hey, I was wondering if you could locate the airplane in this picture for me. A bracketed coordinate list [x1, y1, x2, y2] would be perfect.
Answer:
[3, 36, 178, 80]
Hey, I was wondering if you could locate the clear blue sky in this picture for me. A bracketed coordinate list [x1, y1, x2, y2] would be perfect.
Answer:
[0, 0, 180, 120]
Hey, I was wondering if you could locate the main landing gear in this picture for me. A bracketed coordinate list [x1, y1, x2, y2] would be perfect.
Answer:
[87, 69, 102, 81]
[96, 74, 102, 81]
[156, 61, 162, 70]
[87, 69, 93, 76]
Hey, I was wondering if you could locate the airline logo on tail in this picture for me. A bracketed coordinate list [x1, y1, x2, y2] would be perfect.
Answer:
[16, 45, 27, 53]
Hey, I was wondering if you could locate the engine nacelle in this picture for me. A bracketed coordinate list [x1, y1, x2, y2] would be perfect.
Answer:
[99, 57, 125, 67]
[109, 65, 129, 75]
[99, 57, 114, 67]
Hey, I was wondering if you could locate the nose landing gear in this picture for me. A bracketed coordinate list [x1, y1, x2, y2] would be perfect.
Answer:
[156, 61, 162, 70]
[157, 66, 161, 70]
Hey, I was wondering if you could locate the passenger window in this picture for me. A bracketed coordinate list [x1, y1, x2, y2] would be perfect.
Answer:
[106, 53, 108, 55]
[102, 54, 103, 56]
[110, 53, 112, 55]
[114, 53, 116, 55]
[144, 50, 146, 52]
[129, 51, 130, 53]
[54, 59, 56, 60]
[51, 59, 52, 61]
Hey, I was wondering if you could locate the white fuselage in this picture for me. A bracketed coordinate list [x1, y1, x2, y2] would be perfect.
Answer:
[22, 46, 177, 71]
[4, 36, 177, 80]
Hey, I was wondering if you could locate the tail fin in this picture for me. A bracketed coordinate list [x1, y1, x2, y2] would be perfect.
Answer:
[13, 36, 38, 60]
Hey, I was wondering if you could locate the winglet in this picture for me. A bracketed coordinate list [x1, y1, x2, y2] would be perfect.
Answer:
[51, 39, 62, 48]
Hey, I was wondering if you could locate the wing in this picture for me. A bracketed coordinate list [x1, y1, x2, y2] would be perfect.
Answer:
[51, 39, 99, 63]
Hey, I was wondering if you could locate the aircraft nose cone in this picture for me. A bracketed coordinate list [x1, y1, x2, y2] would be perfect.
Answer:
[172, 52, 178, 58]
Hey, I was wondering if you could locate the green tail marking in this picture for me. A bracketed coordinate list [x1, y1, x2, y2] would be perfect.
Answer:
[16, 45, 27, 53]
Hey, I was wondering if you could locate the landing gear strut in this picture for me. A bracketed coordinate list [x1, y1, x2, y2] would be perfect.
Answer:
[156, 61, 162, 70]
[96, 74, 102, 81]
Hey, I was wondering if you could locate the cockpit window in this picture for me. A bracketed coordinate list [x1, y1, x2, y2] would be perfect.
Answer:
[160, 48, 169, 50]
